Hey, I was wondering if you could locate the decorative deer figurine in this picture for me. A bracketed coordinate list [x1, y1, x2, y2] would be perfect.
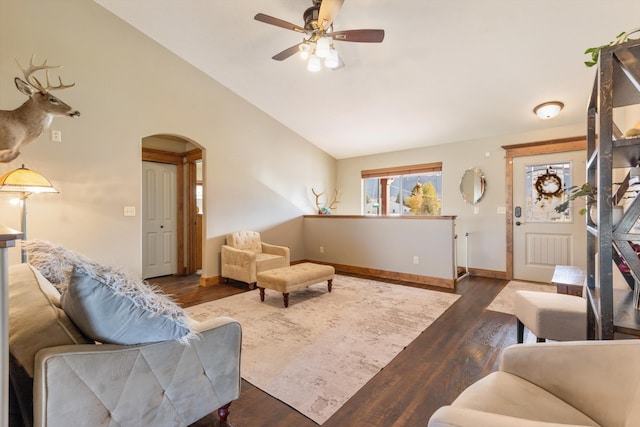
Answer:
[0, 55, 80, 163]
[312, 188, 340, 214]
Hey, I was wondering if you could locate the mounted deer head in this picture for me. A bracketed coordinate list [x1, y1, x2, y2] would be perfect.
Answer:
[312, 188, 340, 214]
[0, 55, 80, 163]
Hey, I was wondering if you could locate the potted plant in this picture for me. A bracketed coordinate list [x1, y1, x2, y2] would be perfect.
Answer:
[554, 183, 597, 215]
[555, 182, 626, 227]
[584, 28, 640, 67]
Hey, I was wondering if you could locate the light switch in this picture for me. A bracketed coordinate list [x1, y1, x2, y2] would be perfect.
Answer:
[51, 129, 62, 142]
[123, 206, 136, 217]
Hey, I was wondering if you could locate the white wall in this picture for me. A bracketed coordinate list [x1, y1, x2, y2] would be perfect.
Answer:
[0, 0, 335, 277]
[337, 125, 586, 274]
[0, 0, 594, 280]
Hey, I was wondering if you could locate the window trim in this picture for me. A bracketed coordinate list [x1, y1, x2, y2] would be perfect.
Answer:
[361, 162, 442, 179]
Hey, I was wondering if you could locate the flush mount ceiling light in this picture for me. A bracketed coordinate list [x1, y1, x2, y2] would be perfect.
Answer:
[533, 101, 564, 120]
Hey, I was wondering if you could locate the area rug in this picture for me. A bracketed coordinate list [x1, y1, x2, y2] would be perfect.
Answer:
[187, 275, 460, 424]
[486, 280, 556, 315]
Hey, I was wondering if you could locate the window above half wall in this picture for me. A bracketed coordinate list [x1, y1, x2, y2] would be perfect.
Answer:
[361, 162, 442, 216]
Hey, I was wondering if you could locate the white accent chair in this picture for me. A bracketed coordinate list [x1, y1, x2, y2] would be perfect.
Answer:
[221, 230, 290, 289]
[429, 340, 640, 427]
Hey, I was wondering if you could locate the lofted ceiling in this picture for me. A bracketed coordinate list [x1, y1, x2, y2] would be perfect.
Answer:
[94, 0, 640, 159]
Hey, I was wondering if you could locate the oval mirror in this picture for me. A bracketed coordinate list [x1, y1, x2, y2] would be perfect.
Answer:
[460, 168, 486, 204]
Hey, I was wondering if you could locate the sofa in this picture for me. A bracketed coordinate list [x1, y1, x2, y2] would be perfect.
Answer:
[9, 261, 242, 427]
[428, 340, 640, 427]
[221, 230, 290, 288]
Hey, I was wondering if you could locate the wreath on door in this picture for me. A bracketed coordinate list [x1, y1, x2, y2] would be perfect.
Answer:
[534, 169, 564, 202]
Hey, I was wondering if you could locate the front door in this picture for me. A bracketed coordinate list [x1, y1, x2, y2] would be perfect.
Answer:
[142, 161, 177, 279]
[513, 151, 586, 282]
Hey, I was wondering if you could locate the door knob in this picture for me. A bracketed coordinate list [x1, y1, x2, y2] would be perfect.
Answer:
[515, 221, 522, 226]
[160, 225, 164, 228]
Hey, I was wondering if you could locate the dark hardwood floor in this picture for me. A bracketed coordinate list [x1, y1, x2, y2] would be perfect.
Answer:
[153, 272, 515, 427]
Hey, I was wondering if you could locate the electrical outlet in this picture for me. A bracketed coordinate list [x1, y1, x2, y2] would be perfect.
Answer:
[413, 256, 419, 265]
[319, 246, 324, 254]
[497, 206, 506, 214]
[123, 206, 136, 217]
[474, 206, 479, 214]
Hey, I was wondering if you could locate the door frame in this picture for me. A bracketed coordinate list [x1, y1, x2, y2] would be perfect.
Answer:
[142, 147, 203, 275]
[502, 136, 586, 280]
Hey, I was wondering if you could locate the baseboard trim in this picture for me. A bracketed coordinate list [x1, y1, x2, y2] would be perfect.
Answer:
[300, 259, 455, 289]
[461, 267, 508, 280]
[200, 260, 464, 289]
[199, 275, 221, 287]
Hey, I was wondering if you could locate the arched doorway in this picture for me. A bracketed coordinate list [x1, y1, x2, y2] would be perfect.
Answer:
[141, 134, 204, 278]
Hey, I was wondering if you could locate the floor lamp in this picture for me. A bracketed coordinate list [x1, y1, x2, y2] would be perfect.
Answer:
[0, 165, 58, 263]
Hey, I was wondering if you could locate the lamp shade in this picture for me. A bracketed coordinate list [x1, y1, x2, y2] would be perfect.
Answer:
[307, 54, 322, 72]
[299, 42, 311, 60]
[534, 101, 564, 120]
[325, 49, 339, 69]
[316, 37, 331, 58]
[0, 165, 58, 194]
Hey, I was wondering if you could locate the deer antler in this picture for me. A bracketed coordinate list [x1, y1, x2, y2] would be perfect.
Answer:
[327, 189, 340, 210]
[15, 54, 75, 93]
[312, 188, 324, 213]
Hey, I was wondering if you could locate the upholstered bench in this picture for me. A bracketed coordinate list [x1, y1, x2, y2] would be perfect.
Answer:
[257, 262, 335, 307]
[514, 290, 587, 343]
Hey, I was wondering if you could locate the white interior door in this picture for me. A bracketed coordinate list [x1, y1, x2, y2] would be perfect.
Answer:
[513, 151, 586, 282]
[142, 161, 177, 279]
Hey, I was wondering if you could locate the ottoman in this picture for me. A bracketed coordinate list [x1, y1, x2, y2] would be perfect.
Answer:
[256, 262, 335, 307]
[514, 290, 587, 343]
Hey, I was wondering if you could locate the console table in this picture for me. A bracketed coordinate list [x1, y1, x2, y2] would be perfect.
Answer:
[551, 265, 585, 297]
[552, 265, 640, 337]
[0, 226, 22, 427]
[613, 289, 640, 337]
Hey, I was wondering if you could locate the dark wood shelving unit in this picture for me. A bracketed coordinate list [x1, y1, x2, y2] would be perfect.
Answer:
[586, 39, 640, 339]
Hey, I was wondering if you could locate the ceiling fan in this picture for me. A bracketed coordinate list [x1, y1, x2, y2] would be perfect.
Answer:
[254, 0, 385, 71]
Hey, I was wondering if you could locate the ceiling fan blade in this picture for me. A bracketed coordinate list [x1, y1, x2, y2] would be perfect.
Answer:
[272, 43, 302, 61]
[331, 29, 385, 43]
[254, 13, 306, 33]
[317, 0, 344, 30]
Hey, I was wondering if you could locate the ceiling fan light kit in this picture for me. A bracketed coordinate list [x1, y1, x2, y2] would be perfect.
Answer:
[534, 101, 564, 119]
[300, 36, 341, 71]
[255, 0, 385, 72]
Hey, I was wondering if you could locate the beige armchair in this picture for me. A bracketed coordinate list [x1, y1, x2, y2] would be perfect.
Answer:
[221, 230, 290, 289]
[428, 340, 640, 427]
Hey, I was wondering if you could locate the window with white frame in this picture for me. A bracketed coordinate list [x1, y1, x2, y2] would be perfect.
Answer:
[362, 162, 443, 216]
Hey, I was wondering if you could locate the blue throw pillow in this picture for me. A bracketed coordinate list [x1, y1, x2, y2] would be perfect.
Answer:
[61, 267, 191, 345]
[25, 239, 194, 345]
